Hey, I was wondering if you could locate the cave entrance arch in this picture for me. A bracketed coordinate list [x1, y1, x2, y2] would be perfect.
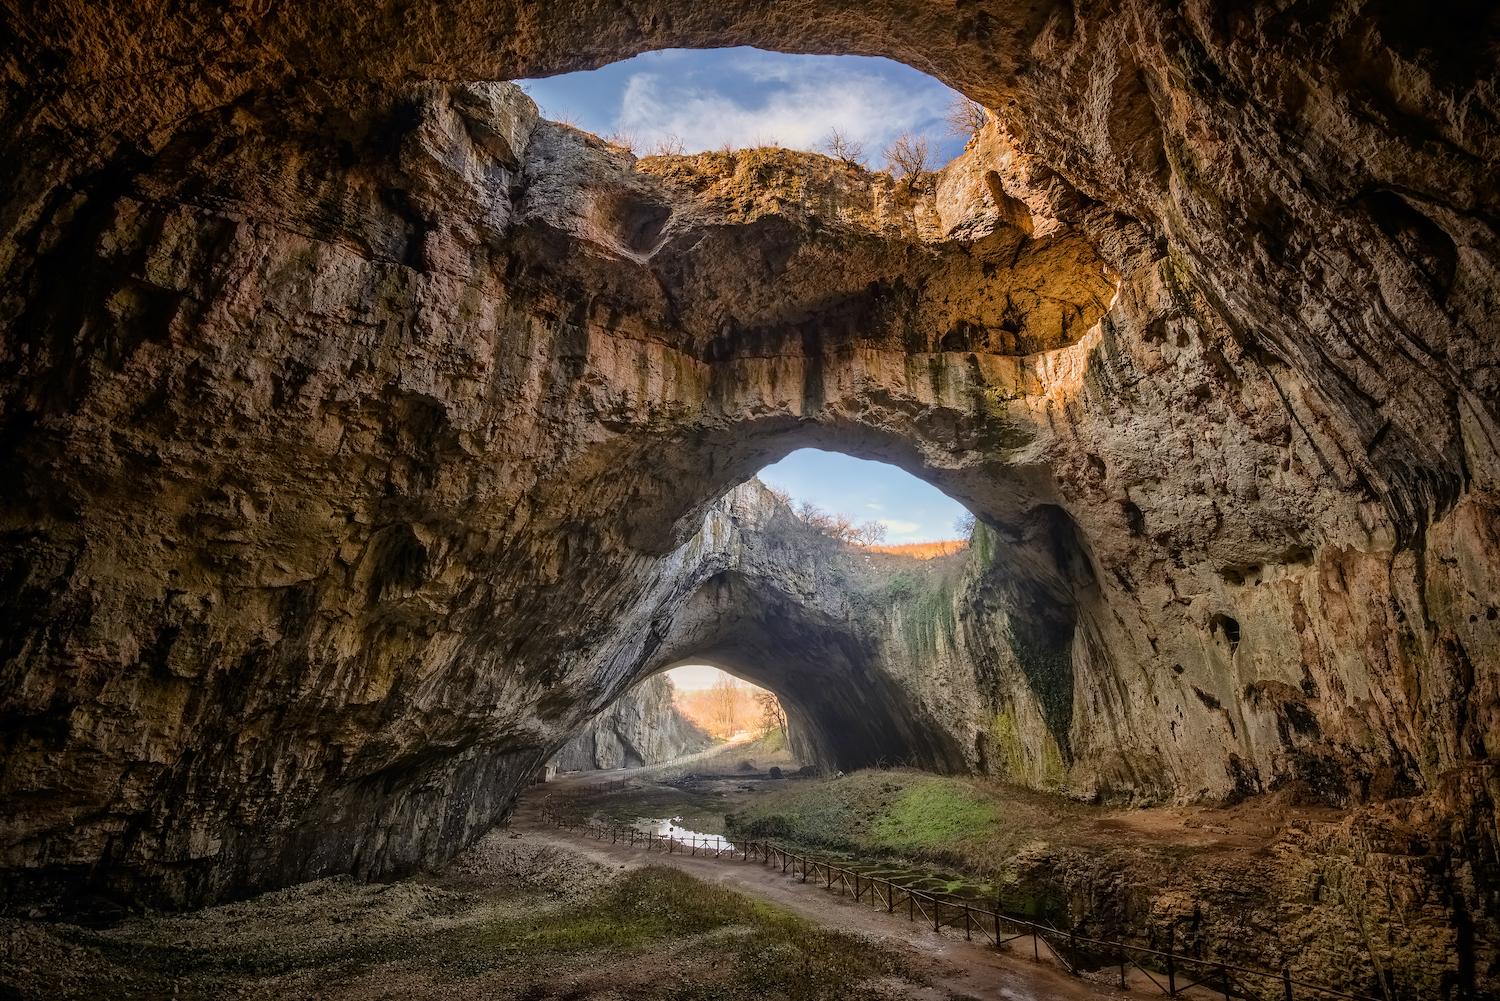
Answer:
[554, 431, 1103, 780]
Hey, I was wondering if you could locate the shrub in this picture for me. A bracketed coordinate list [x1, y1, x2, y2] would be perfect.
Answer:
[884, 132, 929, 185]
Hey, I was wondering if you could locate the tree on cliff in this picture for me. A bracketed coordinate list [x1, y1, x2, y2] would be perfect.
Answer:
[884, 132, 929, 187]
[821, 127, 866, 167]
[755, 690, 788, 736]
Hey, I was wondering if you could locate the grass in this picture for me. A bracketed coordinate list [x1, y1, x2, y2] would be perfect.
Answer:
[869, 778, 1000, 849]
[576, 784, 731, 834]
[730, 770, 1005, 859]
[452, 867, 777, 958]
[18, 864, 921, 1001]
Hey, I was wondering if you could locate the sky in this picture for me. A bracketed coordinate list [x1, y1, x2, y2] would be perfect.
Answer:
[757, 448, 970, 544]
[518, 47, 968, 165]
[665, 664, 751, 691]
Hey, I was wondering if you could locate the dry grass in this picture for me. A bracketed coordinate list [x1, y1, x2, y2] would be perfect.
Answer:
[862, 539, 967, 560]
[0, 833, 926, 1001]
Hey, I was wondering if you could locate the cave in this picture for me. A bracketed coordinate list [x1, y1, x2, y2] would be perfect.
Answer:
[1, 2, 1497, 996]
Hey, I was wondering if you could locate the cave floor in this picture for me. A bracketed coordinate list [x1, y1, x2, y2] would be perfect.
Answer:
[526, 767, 1319, 1000]
[538, 762, 1462, 996]
[3, 829, 958, 1001]
[509, 815, 1129, 1001]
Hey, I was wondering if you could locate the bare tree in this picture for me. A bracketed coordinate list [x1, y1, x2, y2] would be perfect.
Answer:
[821, 127, 866, 166]
[954, 511, 977, 537]
[707, 675, 745, 737]
[755, 690, 788, 736]
[884, 131, 930, 185]
[649, 133, 686, 156]
[944, 96, 989, 138]
[605, 130, 639, 155]
[788, 500, 887, 547]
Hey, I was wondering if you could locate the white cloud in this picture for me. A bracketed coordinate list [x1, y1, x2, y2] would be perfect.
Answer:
[864, 502, 884, 511]
[613, 63, 947, 156]
[878, 518, 922, 537]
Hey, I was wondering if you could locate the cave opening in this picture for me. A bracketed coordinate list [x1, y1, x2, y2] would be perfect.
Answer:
[516, 46, 977, 169]
[550, 662, 799, 776]
[755, 446, 974, 552]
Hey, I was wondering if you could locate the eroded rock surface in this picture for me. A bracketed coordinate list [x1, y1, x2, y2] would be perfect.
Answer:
[0, 14, 1495, 986]
[551, 674, 709, 772]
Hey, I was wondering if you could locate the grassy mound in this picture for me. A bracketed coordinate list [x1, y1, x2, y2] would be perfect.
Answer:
[728, 770, 1004, 864]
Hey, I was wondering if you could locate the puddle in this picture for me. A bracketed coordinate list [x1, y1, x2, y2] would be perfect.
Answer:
[643, 817, 738, 853]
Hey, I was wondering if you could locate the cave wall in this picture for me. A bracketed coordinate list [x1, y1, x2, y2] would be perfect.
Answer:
[0, 0, 1495, 910]
[550, 674, 709, 772]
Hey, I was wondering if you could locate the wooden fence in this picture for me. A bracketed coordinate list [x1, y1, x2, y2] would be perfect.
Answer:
[537, 803, 1390, 1001]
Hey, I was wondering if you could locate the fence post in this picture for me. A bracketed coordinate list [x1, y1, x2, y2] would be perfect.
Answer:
[1032, 928, 1039, 961]
[1167, 924, 1177, 996]
[1283, 967, 1293, 1001]
[964, 906, 972, 941]
[933, 899, 940, 933]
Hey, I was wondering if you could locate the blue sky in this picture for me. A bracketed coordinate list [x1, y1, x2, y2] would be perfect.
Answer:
[757, 448, 969, 544]
[518, 47, 968, 166]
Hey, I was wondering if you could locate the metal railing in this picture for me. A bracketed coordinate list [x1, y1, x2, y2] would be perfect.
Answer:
[537, 803, 1388, 1001]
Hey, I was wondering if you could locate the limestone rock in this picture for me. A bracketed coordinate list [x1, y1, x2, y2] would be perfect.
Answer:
[551, 675, 710, 771]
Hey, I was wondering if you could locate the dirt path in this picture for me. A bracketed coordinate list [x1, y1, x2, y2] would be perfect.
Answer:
[512, 790, 1130, 1001]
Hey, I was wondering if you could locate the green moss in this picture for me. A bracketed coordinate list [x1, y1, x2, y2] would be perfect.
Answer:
[897, 572, 957, 662]
[446, 867, 916, 997]
[869, 778, 999, 850]
[971, 520, 994, 566]
[1037, 732, 1068, 787]
[732, 772, 997, 859]
[52, 864, 918, 1001]
[883, 571, 918, 603]
[989, 710, 1027, 778]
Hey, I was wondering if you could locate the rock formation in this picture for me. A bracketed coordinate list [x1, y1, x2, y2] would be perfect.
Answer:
[551, 674, 709, 771]
[0, 11, 1495, 981]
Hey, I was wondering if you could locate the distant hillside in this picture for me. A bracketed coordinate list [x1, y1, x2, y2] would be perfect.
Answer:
[863, 539, 968, 559]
